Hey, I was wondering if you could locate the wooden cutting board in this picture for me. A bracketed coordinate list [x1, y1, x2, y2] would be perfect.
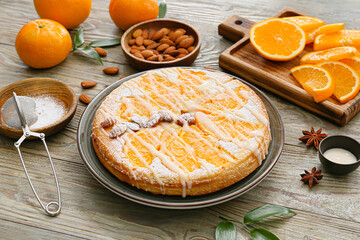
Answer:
[218, 7, 360, 126]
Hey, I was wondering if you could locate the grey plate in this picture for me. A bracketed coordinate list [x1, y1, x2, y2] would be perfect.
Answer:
[77, 68, 284, 209]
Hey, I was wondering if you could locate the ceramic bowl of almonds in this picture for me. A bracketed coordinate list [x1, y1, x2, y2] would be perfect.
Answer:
[121, 19, 201, 70]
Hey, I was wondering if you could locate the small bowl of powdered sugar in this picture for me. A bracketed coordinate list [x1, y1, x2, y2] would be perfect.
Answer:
[0, 78, 77, 139]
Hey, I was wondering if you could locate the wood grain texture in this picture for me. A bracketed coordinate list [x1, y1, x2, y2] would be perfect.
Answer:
[0, 0, 360, 239]
[219, 7, 360, 126]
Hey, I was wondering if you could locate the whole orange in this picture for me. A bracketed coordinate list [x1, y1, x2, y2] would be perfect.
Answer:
[15, 19, 72, 69]
[33, 0, 92, 29]
[109, 0, 159, 31]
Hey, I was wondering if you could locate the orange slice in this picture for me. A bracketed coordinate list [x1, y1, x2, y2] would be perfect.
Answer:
[300, 46, 359, 65]
[250, 18, 306, 61]
[339, 57, 360, 76]
[318, 61, 360, 103]
[314, 30, 360, 51]
[291, 65, 334, 102]
[306, 23, 345, 44]
[283, 16, 324, 32]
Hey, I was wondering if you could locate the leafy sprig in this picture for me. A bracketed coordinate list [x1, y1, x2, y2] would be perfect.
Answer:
[72, 27, 121, 65]
[216, 204, 296, 240]
[158, 0, 167, 18]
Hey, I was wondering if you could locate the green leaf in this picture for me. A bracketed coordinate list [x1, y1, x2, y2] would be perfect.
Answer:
[158, 1, 167, 18]
[215, 221, 236, 240]
[89, 38, 121, 47]
[77, 45, 103, 65]
[74, 27, 85, 49]
[244, 205, 295, 224]
[250, 228, 280, 240]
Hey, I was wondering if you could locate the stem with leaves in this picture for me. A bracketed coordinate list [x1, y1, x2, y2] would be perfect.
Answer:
[158, 0, 167, 18]
[216, 204, 296, 240]
[72, 27, 121, 65]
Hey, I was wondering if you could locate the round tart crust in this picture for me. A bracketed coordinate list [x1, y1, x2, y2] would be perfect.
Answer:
[92, 68, 271, 197]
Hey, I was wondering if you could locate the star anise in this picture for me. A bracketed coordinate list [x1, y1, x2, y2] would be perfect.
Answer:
[300, 167, 323, 188]
[299, 127, 328, 149]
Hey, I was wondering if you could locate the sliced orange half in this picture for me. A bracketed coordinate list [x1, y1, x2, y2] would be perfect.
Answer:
[300, 46, 359, 65]
[306, 23, 345, 44]
[318, 61, 360, 103]
[250, 18, 306, 61]
[283, 16, 324, 32]
[291, 65, 334, 102]
[314, 30, 360, 51]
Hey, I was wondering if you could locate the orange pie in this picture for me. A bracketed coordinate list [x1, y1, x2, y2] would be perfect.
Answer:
[92, 68, 271, 196]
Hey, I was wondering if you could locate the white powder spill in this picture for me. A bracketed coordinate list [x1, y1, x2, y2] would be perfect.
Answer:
[30, 95, 66, 130]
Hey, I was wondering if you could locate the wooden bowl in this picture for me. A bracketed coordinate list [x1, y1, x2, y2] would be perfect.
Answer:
[121, 19, 201, 70]
[0, 78, 77, 139]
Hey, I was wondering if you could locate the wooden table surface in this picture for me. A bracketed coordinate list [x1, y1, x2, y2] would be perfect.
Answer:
[1, 0, 360, 239]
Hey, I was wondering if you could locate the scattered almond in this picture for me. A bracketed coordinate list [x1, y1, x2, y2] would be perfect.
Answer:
[79, 94, 91, 104]
[94, 47, 107, 57]
[127, 27, 196, 62]
[204, 66, 216, 70]
[81, 80, 97, 89]
[103, 67, 119, 75]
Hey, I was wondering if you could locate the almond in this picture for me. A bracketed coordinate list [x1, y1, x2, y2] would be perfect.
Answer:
[130, 49, 140, 54]
[175, 35, 188, 45]
[147, 55, 158, 61]
[187, 46, 195, 53]
[140, 50, 154, 58]
[159, 27, 171, 35]
[163, 54, 176, 61]
[168, 31, 175, 40]
[148, 29, 156, 40]
[151, 50, 160, 55]
[135, 36, 144, 46]
[171, 30, 185, 41]
[132, 29, 143, 38]
[146, 42, 161, 49]
[128, 39, 136, 45]
[179, 37, 194, 48]
[164, 46, 176, 54]
[176, 53, 187, 59]
[175, 28, 186, 34]
[152, 30, 164, 41]
[94, 47, 107, 57]
[143, 39, 155, 46]
[79, 94, 91, 104]
[133, 51, 144, 59]
[103, 67, 119, 75]
[81, 81, 97, 89]
[131, 45, 145, 50]
[158, 54, 163, 62]
[177, 48, 189, 55]
[142, 29, 149, 39]
[160, 38, 174, 45]
[156, 43, 169, 52]
[168, 50, 180, 57]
